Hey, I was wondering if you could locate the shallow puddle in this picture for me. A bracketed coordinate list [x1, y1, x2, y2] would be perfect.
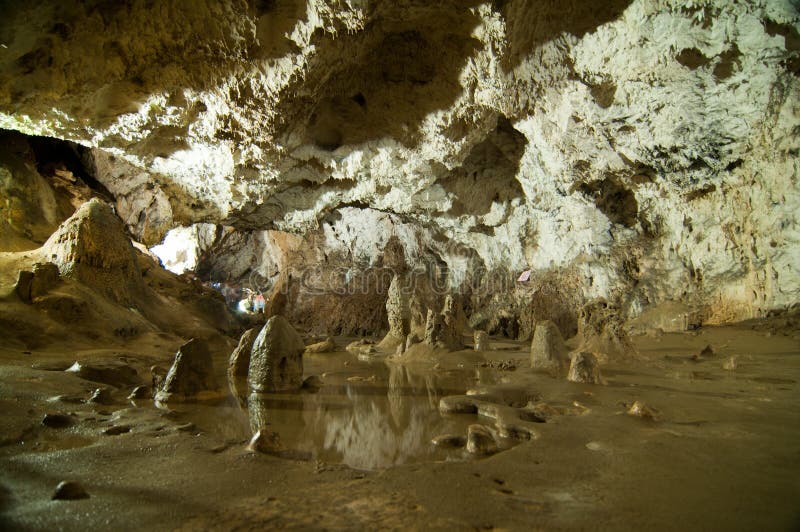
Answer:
[173, 350, 511, 470]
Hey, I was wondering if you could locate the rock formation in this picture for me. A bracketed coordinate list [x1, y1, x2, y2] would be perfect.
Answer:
[574, 299, 637, 359]
[0, 0, 796, 333]
[15, 262, 60, 303]
[155, 339, 219, 402]
[228, 327, 259, 378]
[466, 424, 498, 456]
[530, 320, 569, 374]
[567, 352, 604, 385]
[473, 330, 490, 351]
[305, 336, 335, 354]
[423, 296, 464, 351]
[42, 199, 144, 305]
[248, 316, 305, 393]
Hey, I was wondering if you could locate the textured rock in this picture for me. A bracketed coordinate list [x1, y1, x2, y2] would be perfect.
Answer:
[0, 1, 797, 330]
[431, 434, 466, 449]
[466, 424, 498, 456]
[567, 352, 604, 384]
[530, 320, 569, 373]
[424, 296, 463, 350]
[228, 327, 259, 378]
[155, 339, 219, 402]
[305, 336, 336, 354]
[248, 316, 305, 393]
[575, 299, 636, 359]
[627, 401, 658, 421]
[473, 330, 490, 351]
[246, 430, 283, 454]
[15, 262, 60, 303]
[65, 361, 139, 387]
[42, 199, 144, 305]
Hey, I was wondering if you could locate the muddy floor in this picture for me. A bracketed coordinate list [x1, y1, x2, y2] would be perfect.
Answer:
[1, 323, 799, 531]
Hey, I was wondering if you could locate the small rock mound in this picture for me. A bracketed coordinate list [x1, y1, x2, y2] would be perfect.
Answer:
[530, 320, 569, 374]
[42, 198, 143, 304]
[305, 336, 336, 354]
[155, 339, 219, 402]
[567, 351, 604, 384]
[466, 424, 498, 455]
[52, 481, 89, 500]
[65, 361, 139, 387]
[247, 429, 283, 453]
[248, 316, 305, 393]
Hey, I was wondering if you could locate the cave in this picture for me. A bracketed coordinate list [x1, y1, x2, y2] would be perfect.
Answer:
[0, 1, 798, 530]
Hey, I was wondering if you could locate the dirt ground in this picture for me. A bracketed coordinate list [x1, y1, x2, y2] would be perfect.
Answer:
[1, 316, 798, 531]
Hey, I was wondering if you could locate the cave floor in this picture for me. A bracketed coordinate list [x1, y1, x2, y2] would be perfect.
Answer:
[1, 324, 798, 531]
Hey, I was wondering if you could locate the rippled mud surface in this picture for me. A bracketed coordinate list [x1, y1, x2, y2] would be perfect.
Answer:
[1, 323, 799, 530]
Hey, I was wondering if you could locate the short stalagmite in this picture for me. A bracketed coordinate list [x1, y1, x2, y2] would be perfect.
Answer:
[248, 315, 305, 393]
[155, 339, 219, 402]
[567, 352, 604, 385]
[530, 320, 569, 374]
[228, 327, 259, 378]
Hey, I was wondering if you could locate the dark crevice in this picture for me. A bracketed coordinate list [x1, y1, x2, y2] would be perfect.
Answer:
[577, 176, 638, 228]
[439, 116, 527, 217]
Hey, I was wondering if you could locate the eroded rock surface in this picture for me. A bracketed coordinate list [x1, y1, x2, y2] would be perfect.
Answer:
[574, 299, 636, 359]
[248, 316, 305, 393]
[42, 199, 144, 305]
[0, 1, 796, 333]
[530, 320, 569, 374]
[155, 339, 219, 402]
[228, 327, 259, 378]
[567, 352, 604, 385]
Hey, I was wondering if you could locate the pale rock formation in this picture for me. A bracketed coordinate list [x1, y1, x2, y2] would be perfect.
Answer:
[15, 262, 60, 303]
[155, 339, 219, 402]
[0, 1, 797, 330]
[574, 299, 637, 359]
[423, 296, 464, 350]
[466, 424, 498, 456]
[228, 327, 259, 378]
[305, 336, 336, 354]
[530, 320, 570, 373]
[380, 273, 411, 350]
[473, 330, 490, 351]
[248, 315, 305, 393]
[567, 351, 604, 384]
[42, 199, 144, 305]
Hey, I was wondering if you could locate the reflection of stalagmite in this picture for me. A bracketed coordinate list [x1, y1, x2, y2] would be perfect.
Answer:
[247, 393, 271, 433]
[387, 364, 408, 428]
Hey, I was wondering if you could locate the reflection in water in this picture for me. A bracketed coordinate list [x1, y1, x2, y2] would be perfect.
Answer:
[213, 356, 476, 470]
[318, 384, 433, 470]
